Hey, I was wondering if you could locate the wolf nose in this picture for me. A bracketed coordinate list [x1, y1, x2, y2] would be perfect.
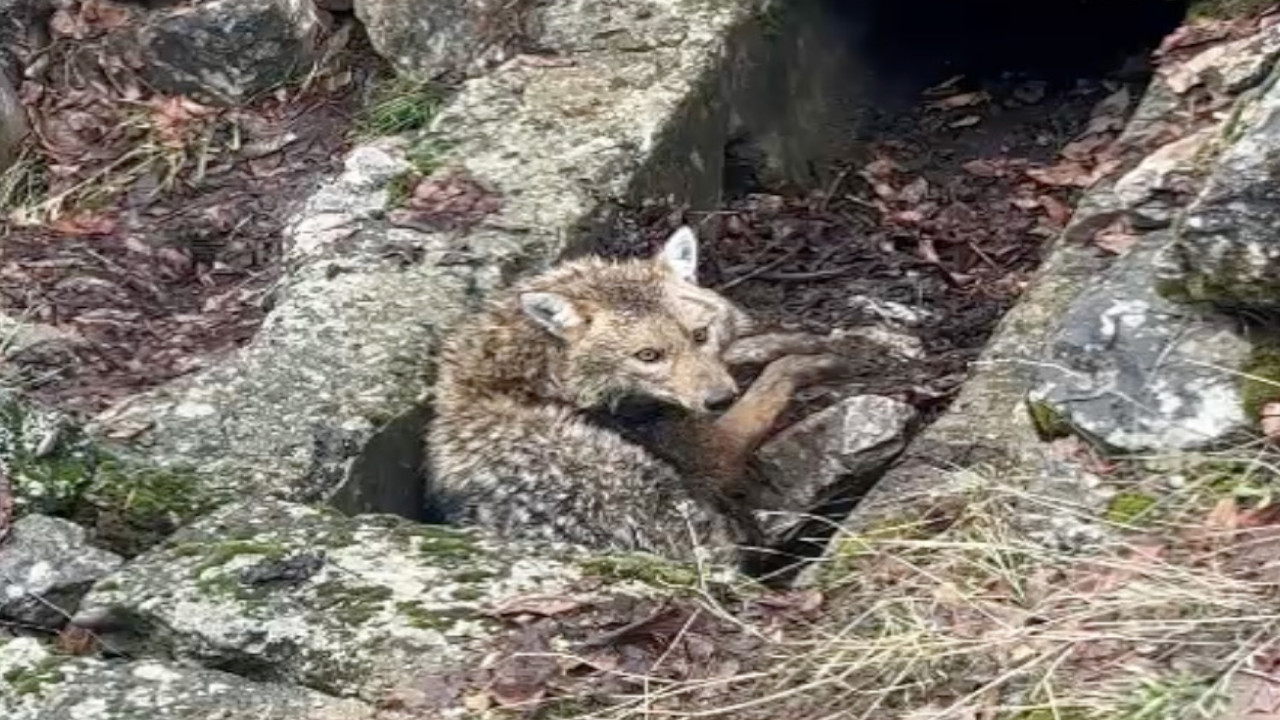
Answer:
[704, 389, 737, 413]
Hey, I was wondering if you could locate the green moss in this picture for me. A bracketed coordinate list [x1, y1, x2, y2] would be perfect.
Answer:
[313, 581, 394, 625]
[1026, 399, 1072, 441]
[581, 554, 700, 588]
[450, 568, 496, 584]
[1106, 491, 1160, 525]
[385, 171, 418, 209]
[394, 600, 475, 631]
[408, 525, 483, 565]
[2, 656, 66, 698]
[189, 540, 289, 579]
[1240, 338, 1280, 421]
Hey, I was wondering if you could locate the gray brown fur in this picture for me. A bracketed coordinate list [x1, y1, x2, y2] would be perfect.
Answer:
[426, 227, 845, 567]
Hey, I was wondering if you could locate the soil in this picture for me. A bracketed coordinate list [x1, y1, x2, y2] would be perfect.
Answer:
[599, 71, 1141, 424]
[0, 20, 382, 417]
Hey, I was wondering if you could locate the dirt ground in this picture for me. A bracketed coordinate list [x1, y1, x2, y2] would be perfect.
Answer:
[0, 14, 379, 417]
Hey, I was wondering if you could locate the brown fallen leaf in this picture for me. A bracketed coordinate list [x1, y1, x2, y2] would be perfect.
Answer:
[1037, 195, 1073, 227]
[949, 114, 982, 128]
[962, 159, 1004, 177]
[1093, 218, 1140, 256]
[487, 627, 557, 710]
[50, 213, 117, 237]
[1026, 162, 1093, 188]
[862, 156, 902, 178]
[487, 594, 587, 619]
[55, 625, 98, 656]
[1206, 496, 1241, 531]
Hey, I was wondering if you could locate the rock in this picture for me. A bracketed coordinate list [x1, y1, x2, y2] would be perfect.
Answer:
[0, 62, 27, 173]
[1160, 20, 1280, 95]
[756, 395, 917, 532]
[0, 636, 373, 720]
[355, 0, 503, 80]
[119, 0, 320, 105]
[1110, 127, 1218, 229]
[73, 497, 590, 701]
[1, 392, 217, 556]
[1030, 235, 1252, 453]
[87, 0, 870, 518]
[1166, 64, 1280, 310]
[0, 515, 123, 628]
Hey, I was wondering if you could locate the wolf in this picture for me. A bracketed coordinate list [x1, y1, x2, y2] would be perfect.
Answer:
[425, 226, 847, 569]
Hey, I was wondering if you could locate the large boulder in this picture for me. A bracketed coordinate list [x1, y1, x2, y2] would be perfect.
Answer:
[116, 0, 321, 105]
[0, 637, 373, 720]
[0, 514, 123, 629]
[72, 498, 601, 701]
[1029, 236, 1253, 453]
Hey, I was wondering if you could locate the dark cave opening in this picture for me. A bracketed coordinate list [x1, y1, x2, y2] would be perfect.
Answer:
[839, 0, 1192, 97]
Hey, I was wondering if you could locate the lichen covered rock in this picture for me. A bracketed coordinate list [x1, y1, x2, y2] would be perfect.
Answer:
[1030, 236, 1252, 453]
[0, 515, 123, 629]
[0, 392, 215, 556]
[0, 637, 372, 720]
[73, 498, 587, 700]
[1165, 59, 1280, 309]
[756, 395, 916, 530]
[118, 0, 321, 105]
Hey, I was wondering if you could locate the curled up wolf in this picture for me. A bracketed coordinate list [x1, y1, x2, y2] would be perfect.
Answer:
[426, 226, 854, 577]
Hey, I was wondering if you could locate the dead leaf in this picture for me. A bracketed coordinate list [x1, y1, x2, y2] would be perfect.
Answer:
[55, 625, 98, 655]
[487, 627, 557, 710]
[862, 156, 901, 178]
[1060, 135, 1111, 162]
[962, 159, 1004, 177]
[1093, 217, 1140, 256]
[50, 213, 117, 237]
[1026, 162, 1093, 188]
[488, 594, 587, 619]
[581, 605, 701, 651]
[1037, 195, 1072, 227]
[1206, 496, 1240, 531]
[949, 114, 982, 128]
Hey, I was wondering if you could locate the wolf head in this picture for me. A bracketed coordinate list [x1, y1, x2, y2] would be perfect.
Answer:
[518, 226, 752, 416]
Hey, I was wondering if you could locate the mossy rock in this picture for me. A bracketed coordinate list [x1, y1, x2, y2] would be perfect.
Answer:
[0, 394, 216, 556]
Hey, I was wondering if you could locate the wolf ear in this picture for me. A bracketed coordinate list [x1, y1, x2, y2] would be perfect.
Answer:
[520, 291, 583, 339]
[657, 225, 699, 284]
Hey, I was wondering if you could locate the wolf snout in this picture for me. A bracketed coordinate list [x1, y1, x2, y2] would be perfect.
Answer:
[703, 387, 738, 412]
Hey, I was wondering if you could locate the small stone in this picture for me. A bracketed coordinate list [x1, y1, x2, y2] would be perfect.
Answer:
[756, 395, 917, 532]
[0, 515, 123, 629]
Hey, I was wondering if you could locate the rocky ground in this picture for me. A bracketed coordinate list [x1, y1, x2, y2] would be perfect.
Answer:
[4, 0, 1280, 718]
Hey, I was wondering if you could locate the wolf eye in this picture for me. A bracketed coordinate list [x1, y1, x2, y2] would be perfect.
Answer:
[634, 348, 665, 363]
[691, 328, 709, 345]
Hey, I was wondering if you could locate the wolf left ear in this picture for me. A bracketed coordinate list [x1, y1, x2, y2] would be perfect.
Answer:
[519, 291, 583, 339]
[656, 226, 699, 284]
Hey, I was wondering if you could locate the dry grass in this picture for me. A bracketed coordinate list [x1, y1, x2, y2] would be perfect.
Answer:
[550, 448, 1280, 720]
